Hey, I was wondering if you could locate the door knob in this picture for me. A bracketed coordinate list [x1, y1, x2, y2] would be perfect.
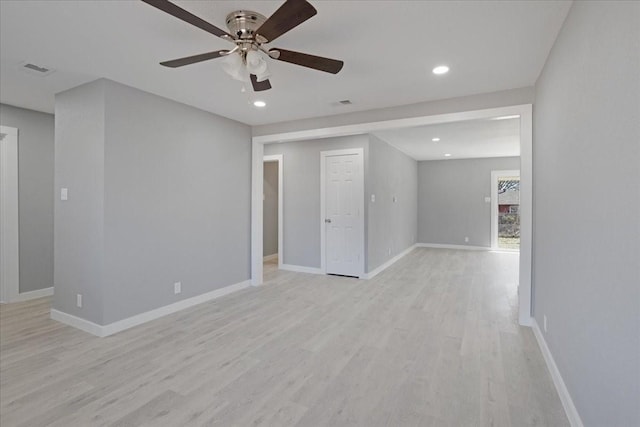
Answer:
[325, 218, 332, 223]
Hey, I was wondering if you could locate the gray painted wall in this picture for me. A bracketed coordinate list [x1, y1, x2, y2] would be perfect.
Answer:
[418, 157, 519, 247]
[264, 135, 369, 269]
[54, 81, 106, 324]
[253, 87, 534, 137]
[0, 104, 54, 293]
[263, 161, 278, 257]
[368, 135, 417, 271]
[532, 2, 639, 426]
[54, 79, 252, 325]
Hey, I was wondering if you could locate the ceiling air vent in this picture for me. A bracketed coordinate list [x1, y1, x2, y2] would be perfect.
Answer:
[19, 61, 56, 76]
[338, 100, 352, 105]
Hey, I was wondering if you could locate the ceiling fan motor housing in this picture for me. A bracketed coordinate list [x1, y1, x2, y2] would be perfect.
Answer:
[225, 11, 267, 40]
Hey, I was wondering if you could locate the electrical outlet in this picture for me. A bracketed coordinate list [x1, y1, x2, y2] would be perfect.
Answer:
[543, 315, 548, 333]
[371, 194, 376, 203]
[174, 282, 181, 294]
[464, 236, 469, 243]
[76, 294, 82, 308]
[61, 188, 68, 201]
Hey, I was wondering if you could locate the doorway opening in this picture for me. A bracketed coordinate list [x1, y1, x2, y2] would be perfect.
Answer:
[252, 104, 533, 326]
[0, 125, 19, 303]
[263, 155, 283, 282]
[492, 170, 521, 251]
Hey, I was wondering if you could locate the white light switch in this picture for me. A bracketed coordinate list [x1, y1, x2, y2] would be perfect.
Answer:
[484, 196, 491, 203]
[61, 188, 68, 201]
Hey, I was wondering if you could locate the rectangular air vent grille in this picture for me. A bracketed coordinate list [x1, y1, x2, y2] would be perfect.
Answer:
[19, 61, 56, 76]
[23, 63, 50, 73]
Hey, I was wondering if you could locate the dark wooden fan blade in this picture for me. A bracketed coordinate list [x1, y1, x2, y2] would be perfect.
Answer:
[250, 74, 272, 91]
[255, 0, 317, 43]
[270, 49, 344, 74]
[160, 50, 227, 68]
[140, 0, 233, 39]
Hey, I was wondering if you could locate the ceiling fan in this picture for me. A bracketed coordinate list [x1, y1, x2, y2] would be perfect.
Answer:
[141, 0, 344, 92]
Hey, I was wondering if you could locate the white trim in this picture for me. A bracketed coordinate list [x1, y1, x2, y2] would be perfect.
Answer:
[0, 125, 19, 303]
[251, 104, 533, 326]
[280, 264, 324, 275]
[363, 244, 416, 279]
[320, 148, 365, 277]
[51, 309, 105, 336]
[532, 319, 584, 427]
[518, 105, 533, 326]
[416, 243, 491, 251]
[251, 141, 264, 286]
[491, 169, 520, 250]
[51, 280, 252, 337]
[263, 154, 283, 269]
[255, 105, 531, 145]
[11, 286, 54, 302]
[263, 253, 278, 262]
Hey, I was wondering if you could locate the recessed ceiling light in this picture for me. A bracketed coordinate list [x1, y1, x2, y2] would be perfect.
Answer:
[432, 137, 440, 142]
[432, 65, 450, 75]
[444, 153, 452, 157]
[253, 100, 266, 108]
[491, 115, 520, 120]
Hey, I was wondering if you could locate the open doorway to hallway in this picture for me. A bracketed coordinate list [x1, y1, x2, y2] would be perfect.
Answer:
[263, 155, 282, 282]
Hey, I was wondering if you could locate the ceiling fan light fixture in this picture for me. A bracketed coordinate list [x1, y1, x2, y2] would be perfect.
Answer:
[246, 50, 271, 82]
[245, 50, 264, 73]
[255, 67, 271, 82]
[253, 100, 267, 108]
[222, 53, 249, 82]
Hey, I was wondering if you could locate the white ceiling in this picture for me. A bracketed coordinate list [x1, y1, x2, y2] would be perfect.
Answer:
[373, 116, 520, 161]
[0, 0, 571, 126]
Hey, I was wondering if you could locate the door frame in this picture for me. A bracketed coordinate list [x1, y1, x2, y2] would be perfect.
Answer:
[320, 148, 365, 276]
[263, 154, 283, 270]
[0, 125, 20, 303]
[251, 104, 533, 327]
[491, 169, 521, 251]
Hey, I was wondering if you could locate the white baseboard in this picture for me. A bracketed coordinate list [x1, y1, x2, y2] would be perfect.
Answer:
[280, 264, 324, 275]
[50, 279, 252, 338]
[531, 319, 584, 427]
[363, 244, 416, 280]
[11, 286, 54, 302]
[416, 243, 490, 251]
[263, 253, 278, 261]
[51, 309, 105, 336]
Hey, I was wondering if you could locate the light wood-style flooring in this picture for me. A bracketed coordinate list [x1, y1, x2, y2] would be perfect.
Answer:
[0, 248, 569, 426]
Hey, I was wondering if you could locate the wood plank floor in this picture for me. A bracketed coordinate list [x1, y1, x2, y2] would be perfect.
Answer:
[0, 248, 569, 426]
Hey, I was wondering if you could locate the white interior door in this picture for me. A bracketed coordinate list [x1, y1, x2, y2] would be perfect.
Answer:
[322, 149, 364, 277]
